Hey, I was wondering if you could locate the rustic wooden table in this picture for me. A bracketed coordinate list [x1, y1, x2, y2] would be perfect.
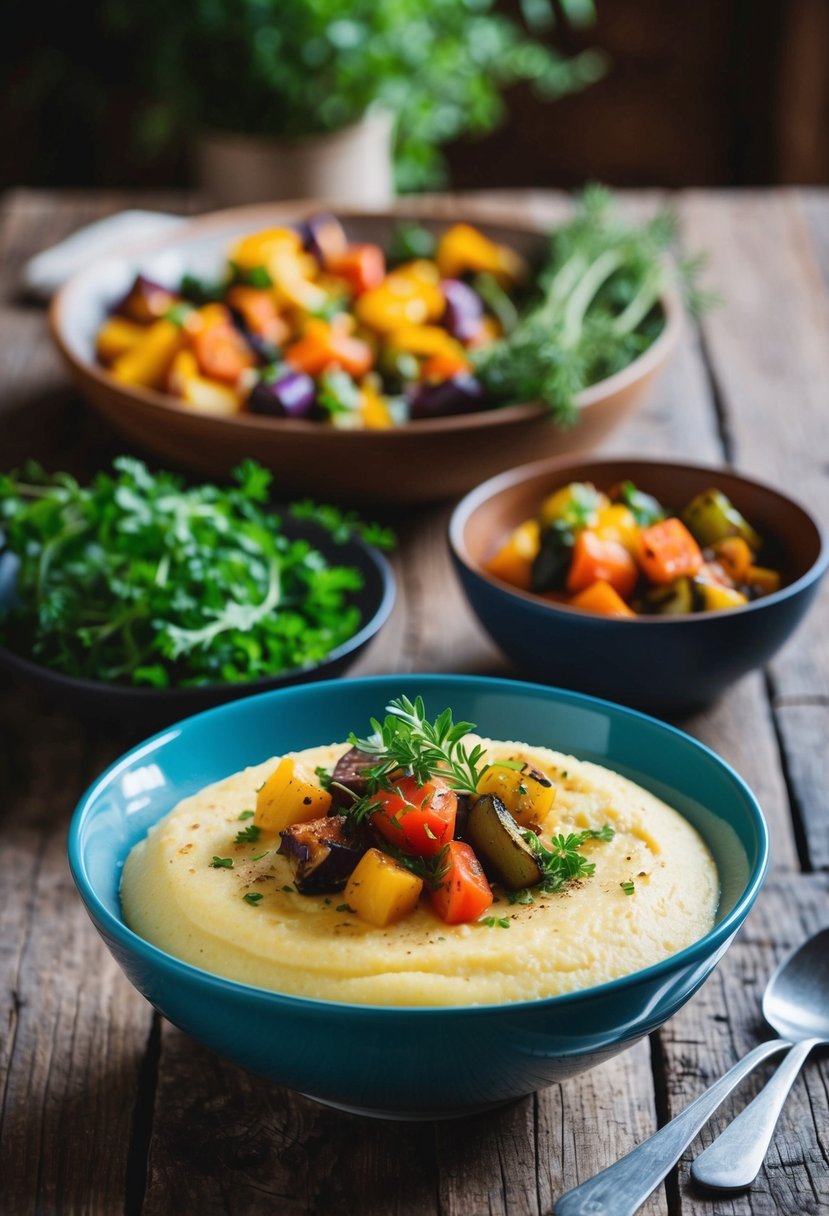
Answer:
[0, 189, 827, 1216]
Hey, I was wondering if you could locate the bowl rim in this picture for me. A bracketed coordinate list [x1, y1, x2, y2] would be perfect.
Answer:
[49, 200, 682, 438]
[0, 514, 396, 700]
[68, 671, 769, 1017]
[449, 454, 829, 624]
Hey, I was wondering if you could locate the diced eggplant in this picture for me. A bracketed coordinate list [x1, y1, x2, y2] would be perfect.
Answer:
[230, 316, 281, 365]
[299, 214, 348, 266]
[464, 794, 544, 890]
[531, 521, 574, 593]
[116, 274, 180, 324]
[329, 746, 379, 809]
[409, 374, 485, 420]
[247, 371, 316, 419]
[440, 279, 484, 342]
[278, 815, 367, 894]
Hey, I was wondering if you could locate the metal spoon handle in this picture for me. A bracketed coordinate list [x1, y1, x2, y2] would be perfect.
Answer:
[554, 1039, 788, 1216]
[690, 1037, 821, 1190]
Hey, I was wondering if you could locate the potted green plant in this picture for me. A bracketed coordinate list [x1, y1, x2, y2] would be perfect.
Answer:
[106, 0, 604, 204]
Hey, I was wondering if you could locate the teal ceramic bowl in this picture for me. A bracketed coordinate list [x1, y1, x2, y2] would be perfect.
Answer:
[68, 674, 767, 1118]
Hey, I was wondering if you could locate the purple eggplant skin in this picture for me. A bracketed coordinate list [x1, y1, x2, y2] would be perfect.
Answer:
[328, 746, 380, 809]
[409, 374, 486, 420]
[298, 214, 348, 266]
[115, 274, 179, 322]
[247, 371, 316, 419]
[278, 815, 367, 894]
[229, 314, 281, 365]
[441, 279, 484, 343]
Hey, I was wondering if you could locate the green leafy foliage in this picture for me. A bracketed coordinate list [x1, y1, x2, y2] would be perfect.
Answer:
[350, 695, 490, 794]
[103, 0, 604, 190]
[522, 824, 615, 893]
[0, 458, 382, 688]
[472, 185, 714, 423]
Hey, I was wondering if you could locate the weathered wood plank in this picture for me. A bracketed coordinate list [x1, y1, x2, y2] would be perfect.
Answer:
[667, 875, 829, 1216]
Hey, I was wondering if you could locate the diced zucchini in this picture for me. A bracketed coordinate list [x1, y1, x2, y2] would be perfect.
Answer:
[464, 795, 543, 890]
[696, 580, 749, 612]
[254, 756, 332, 834]
[345, 848, 423, 927]
[682, 489, 762, 551]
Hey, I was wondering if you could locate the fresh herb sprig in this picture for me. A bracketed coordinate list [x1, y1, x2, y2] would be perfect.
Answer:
[523, 824, 615, 894]
[0, 458, 387, 688]
[472, 185, 715, 425]
[350, 696, 490, 795]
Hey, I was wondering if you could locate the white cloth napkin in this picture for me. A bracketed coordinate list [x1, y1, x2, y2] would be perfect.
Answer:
[22, 209, 184, 301]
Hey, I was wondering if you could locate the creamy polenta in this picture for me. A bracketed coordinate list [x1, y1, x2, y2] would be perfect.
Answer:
[121, 738, 718, 1007]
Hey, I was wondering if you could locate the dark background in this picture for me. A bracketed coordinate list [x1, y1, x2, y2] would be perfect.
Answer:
[2, 0, 828, 192]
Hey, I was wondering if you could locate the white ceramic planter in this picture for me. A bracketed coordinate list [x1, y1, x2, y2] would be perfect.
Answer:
[195, 112, 394, 207]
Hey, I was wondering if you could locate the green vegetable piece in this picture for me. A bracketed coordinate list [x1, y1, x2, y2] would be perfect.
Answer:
[643, 576, 695, 615]
[682, 489, 762, 551]
[531, 521, 575, 593]
[613, 480, 665, 527]
[465, 794, 544, 891]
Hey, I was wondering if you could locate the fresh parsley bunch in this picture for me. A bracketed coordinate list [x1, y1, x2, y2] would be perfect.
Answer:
[0, 458, 379, 687]
[472, 185, 716, 425]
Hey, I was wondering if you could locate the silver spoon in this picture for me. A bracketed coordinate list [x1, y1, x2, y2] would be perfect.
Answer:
[554, 928, 829, 1216]
[691, 926, 829, 1190]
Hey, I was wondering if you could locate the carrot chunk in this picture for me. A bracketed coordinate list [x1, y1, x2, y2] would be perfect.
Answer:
[566, 531, 638, 599]
[570, 580, 636, 618]
[637, 517, 704, 585]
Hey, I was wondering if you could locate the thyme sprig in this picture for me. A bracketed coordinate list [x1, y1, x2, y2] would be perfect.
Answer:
[349, 696, 489, 795]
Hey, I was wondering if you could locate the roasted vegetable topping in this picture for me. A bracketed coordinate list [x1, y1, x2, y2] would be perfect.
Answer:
[278, 815, 367, 895]
[488, 480, 781, 617]
[464, 795, 544, 890]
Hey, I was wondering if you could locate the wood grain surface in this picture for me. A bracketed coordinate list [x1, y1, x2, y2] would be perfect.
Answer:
[0, 189, 826, 1216]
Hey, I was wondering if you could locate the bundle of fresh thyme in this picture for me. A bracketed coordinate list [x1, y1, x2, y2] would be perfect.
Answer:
[471, 185, 714, 425]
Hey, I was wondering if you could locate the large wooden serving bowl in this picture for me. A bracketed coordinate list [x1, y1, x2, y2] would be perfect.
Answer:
[50, 202, 681, 504]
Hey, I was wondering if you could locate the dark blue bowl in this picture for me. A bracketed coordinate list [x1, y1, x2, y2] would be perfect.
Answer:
[450, 457, 828, 715]
[68, 674, 767, 1118]
[0, 515, 395, 729]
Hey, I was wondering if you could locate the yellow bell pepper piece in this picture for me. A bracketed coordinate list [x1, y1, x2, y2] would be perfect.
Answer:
[345, 848, 424, 927]
[485, 519, 540, 591]
[386, 325, 466, 359]
[595, 504, 640, 553]
[254, 757, 332, 834]
[360, 381, 394, 430]
[436, 224, 527, 286]
[110, 319, 184, 390]
[355, 265, 444, 334]
[229, 227, 302, 272]
[540, 483, 609, 530]
[476, 763, 556, 828]
[96, 316, 148, 365]
[696, 581, 749, 612]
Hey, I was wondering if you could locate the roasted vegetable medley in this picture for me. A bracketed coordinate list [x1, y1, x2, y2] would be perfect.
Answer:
[94, 190, 695, 428]
[248, 696, 615, 929]
[486, 480, 782, 616]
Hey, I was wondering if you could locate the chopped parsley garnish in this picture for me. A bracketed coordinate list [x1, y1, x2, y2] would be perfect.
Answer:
[243, 892, 263, 905]
[620, 880, 636, 895]
[281, 884, 295, 892]
[210, 856, 233, 868]
[251, 851, 269, 862]
[523, 825, 615, 893]
[234, 823, 262, 845]
[507, 888, 535, 906]
[314, 766, 333, 791]
[481, 916, 511, 929]
[237, 810, 255, 821]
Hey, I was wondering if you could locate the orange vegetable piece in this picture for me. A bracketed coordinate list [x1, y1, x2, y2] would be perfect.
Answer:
[191, 316, 256, 385]
[637, 518, 704, 585]
[570, 580, 636, 618]
[110, 319, 184, 390]
[420, 351, 473, 381]
[436, 224, 527, 286]
[746, 565, 781, 595]
[429, 841, 493, 925]
[96, 316, 148, 365]
[225, 286, 290, 346]
[355, 264, 444, 333]
[485, 520, 540, 591]
[712, 536, 753, 582]
[285, 318, 374, 379]
[566, 531, 639, 600]
[328, 243, 386, 295]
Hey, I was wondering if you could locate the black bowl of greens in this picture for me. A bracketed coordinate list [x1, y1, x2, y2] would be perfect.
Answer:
[0, 459, 395, 727]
